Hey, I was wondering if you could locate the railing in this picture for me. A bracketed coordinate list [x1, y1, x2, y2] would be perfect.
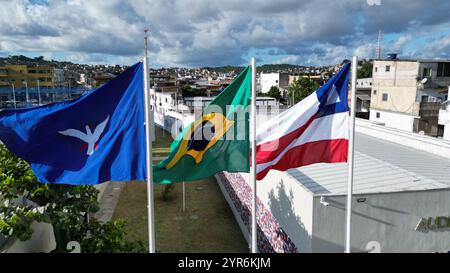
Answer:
[419, 102, 442, 117]
[441, 100, 450, 110]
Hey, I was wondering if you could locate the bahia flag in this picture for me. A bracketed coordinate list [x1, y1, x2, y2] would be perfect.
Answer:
[0, 62, 147, 185]
[153, 66, 252, 183]
[255, 63, 351, 180]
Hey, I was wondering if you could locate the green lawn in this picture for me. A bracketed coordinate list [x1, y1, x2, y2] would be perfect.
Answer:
[152, 126, 173, 158]
[112, 126, 248, 253]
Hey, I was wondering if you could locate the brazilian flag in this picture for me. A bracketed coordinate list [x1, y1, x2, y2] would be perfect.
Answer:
[153, 66, 251, 183]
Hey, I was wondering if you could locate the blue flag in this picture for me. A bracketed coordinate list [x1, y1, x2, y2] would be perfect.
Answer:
[0, 62, 147, 185]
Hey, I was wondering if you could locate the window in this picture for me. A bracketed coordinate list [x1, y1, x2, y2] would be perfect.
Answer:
[375, 67, 378, 72]
[373, 89, 377, 95]
[421, 95, 429, 102]
[382, 93, 388, 101]
[423, 67, 432, 77]
[385, 65, 391, 72]
[376, 112, 380, 118]
[437, 62, 450, 77]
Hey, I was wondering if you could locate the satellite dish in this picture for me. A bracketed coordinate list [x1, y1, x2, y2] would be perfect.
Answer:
[421, 78, 428, 84]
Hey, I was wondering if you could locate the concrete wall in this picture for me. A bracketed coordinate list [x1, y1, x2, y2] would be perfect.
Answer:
[356, 78, 373, 89]
[1, 222, 56, 253]
[445, 123, 450, 141]
[439, 87, 450, 141]
[371, 60, 420, 116]
[260, 73, 279, 93]
[241, 170, 314, 252]
[155, 91, 176, 111]
[356, 118, 450, 159]
[369, 108, 416, 132]
[312, 189, 450, 253]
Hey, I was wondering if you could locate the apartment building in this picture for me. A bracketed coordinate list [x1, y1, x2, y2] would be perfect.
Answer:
[0, 65, 56, 88]
[369, 58, 450, 136]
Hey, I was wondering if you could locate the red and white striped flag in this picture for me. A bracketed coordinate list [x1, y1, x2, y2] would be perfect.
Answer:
[256, 63, 351, 180]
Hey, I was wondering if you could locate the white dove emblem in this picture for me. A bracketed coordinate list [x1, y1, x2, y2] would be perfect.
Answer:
[59, 116, 110, 155]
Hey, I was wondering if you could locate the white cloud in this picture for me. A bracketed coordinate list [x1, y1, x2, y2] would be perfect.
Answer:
[272, 55, 300, 64]
[0, 0, 449, 66]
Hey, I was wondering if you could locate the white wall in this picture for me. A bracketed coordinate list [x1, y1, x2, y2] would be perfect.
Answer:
[260, 73, 279, 93]
[241, 170, 314, 252]
[155, 92, 176, 111]
[356, 118, 450, 159]
[369, 109, 416, 132]
[1, 222, 56, 253]
[441, 87, 450, 141]
[312, 189, 450, 253]
[356, 78, 372, 89]
[445, 124, 450, 141]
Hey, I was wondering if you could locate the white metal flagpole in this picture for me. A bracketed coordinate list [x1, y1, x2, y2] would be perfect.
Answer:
[11, 83, 16, 109]
[24, 81, 29, 106]
[143, 28, 156, 253]
[182, 181, 186, 212]
[250, 57, 257, 253]
[345, 56, 358, 253]
[37, 80, 41, 106]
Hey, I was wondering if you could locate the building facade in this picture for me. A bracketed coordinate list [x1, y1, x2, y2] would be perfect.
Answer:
[369, 59, 450, 136]
[217, 121, 450, 253]
[355, 77, 372, 118]
[0, 65, 55, 88]
[260, 72, 289, 94]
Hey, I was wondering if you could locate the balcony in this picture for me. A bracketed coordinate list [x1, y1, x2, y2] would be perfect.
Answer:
[419, 102, 441, 118]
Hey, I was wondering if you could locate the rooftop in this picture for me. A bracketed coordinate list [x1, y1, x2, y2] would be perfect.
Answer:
[373, 58, 450, 63]
[286, 133, 450, 196]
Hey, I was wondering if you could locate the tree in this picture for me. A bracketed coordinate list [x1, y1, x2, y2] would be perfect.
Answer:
[287, 77, 320, 105]
[34, 56, 45, 62]
[358, 61, 373, 79]
[181, 85, 206, 97]
[266, 86, 282, 101]
[0, 145, 145, 253]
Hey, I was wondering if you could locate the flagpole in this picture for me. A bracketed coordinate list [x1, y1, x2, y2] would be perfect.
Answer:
[11, 83, 16, 109]
[24, 81, 29, 107]
[37, 80, 41, 106]
[345, 56, 357, 253]
[250, 57, 257, 253]
[143, 28, 156, 253]
[182, 181, 186, 212]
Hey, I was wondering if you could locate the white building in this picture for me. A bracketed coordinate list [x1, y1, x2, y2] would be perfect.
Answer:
[355, 78, 372, 114]
[369, 59, 450, 136]
[438, 87, 450, 140]
[183, 96, 279, 111]
[153, 88, 178, 113]
[217, 119, 450, 253]
[260, 72, 289, 94]
[77, 73, 86, 84]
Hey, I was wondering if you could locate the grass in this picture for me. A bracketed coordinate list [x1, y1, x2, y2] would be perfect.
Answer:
[112, 126, 248, 253]
[152, 126, 173, 158]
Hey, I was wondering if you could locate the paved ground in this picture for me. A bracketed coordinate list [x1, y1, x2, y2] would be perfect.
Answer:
[93, 182, 127, 223]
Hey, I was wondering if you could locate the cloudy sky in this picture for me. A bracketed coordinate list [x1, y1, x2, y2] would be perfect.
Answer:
[1, 0, 450, 67]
